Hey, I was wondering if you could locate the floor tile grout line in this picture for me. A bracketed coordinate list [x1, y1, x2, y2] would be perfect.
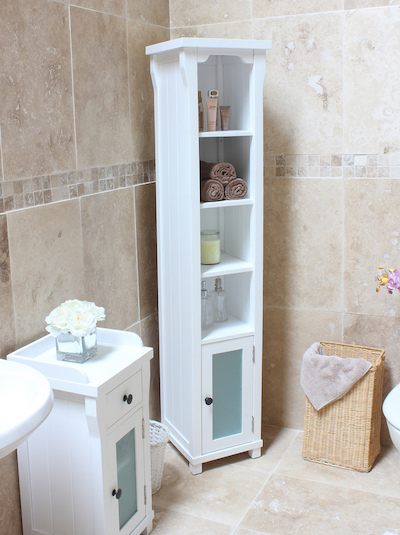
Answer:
[154, 433, 399, 533]
[269, 429, 301, 475]
[231, 433, 400, 534]
[153, 503, 237, 532]
[231, 471, 275, 534]
[154, 435, 292, 533]
[231, 526, 266, 535]
[231, 430, 302, 533]
[270, 432, 400, 501]
[269, 468, 400, 502]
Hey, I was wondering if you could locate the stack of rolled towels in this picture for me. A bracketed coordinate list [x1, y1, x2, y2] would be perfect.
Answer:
[200, 161, 248, 202]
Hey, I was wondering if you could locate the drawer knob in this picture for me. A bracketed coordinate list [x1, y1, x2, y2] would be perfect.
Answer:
[112, 488, 122, 499]
[205, 397, 213, 405]
[123, 394, 133, 405]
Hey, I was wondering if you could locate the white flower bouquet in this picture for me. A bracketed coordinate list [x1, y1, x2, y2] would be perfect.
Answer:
[45, 299, 105, 337]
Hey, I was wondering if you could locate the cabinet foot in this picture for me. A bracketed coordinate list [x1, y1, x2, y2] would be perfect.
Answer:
[189, 462, 202, 475]
[248, 447, 262, 459]
[142, 520, 153, 534]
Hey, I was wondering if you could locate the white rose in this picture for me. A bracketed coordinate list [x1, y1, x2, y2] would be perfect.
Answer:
[45, 300, 105, 337]
[65, 309, 97, 337]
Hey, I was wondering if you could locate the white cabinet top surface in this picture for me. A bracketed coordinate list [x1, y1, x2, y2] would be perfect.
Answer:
[146, 37, 272, 56]
[7, 328, 152, 397]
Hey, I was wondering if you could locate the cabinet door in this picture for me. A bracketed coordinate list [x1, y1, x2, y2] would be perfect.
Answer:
[106, 409, 146, 534]
[202, 336, 254, 454]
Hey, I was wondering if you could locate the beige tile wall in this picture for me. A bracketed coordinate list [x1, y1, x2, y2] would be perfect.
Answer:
[169, 0, 400, 439]
[1, 0, 400, 532]
[0, 0, 75, 180]
[0, 0, 168, 532]
[70, 7, 132, 168]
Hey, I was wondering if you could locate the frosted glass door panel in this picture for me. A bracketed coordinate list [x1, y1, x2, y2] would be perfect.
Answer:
[202, 336, 254, 454]
[213, 349, 242, 439]
[116, 429, 137, 529]
[107, 409, 145, 534]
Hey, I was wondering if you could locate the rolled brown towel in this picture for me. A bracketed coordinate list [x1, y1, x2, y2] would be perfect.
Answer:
[200, 161, 237, 186]
[200, 179, 224, 202]
[224, 178, 248, 200]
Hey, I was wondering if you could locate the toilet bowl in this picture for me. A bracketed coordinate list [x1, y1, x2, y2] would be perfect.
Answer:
[382, 383, 400, 453]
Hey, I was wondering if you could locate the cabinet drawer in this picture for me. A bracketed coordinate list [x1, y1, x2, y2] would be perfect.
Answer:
[105, 371, 142, 428]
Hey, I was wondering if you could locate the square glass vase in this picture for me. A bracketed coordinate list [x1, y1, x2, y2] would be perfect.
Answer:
[55, 329, 97, 363]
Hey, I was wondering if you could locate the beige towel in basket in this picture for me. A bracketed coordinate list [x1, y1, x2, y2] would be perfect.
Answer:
[300, 342, 372, 411]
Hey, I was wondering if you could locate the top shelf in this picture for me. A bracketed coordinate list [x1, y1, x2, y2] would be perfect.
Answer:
[7, 328, 151, 395]
[199, 130, 253, 138]
[146, 38, 272, 56]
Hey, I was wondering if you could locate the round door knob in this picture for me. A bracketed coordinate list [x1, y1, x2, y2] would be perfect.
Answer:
[123, 394, 133, 404]
[205, 397, 213, 405]
[112, 488, 122, 499]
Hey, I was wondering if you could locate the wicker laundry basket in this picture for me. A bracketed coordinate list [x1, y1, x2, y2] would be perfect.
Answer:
[149, 420, 169, 494]
[302, 341, 385, 472]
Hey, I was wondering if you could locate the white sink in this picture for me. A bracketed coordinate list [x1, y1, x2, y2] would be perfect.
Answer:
[0, 359, 54, 459]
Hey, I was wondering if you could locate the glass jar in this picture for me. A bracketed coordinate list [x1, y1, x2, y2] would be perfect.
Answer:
[55, 329, 97, 363]
[201, 230, 221, 265]
[212, 277, 228, 323]
[201, 281, 214, 330]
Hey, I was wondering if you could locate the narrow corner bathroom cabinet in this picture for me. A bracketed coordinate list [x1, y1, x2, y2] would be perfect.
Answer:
[8, 328, 154, 535]
[146, 38, 271, 474]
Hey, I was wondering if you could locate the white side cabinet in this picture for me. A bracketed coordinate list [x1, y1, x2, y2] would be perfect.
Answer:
[8, 328, 154, 535]
[146, 38, 271, 474]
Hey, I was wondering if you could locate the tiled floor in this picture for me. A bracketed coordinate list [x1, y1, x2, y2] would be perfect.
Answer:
[151, 426, 400, 534]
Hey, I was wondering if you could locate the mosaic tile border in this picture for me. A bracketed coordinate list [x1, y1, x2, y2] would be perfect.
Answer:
[0, 159, 155, 214]
[265, 153, 400, 179]
[2, 153, 400, 213]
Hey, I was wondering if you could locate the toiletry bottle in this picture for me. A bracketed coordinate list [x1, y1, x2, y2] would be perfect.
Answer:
[220, 105, 230, 131]
[201, 281, 214, 330]
[206, 89, 218, 131]
[198, 91, 204, 132]
[212, 277, 228, 322]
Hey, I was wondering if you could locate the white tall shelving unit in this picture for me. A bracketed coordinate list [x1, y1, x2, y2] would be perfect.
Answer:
[146, 38, 271, 474]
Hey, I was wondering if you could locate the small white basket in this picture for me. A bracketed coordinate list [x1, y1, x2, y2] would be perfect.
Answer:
[149, 420, 169, 494]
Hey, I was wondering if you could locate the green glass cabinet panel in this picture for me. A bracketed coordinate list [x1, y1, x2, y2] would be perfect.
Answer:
[116, 428, 137, 529]
[212, 349, 243, 440]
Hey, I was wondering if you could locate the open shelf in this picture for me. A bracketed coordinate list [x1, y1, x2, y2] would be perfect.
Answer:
[201, 203, 253, 267]
[201, 314, 254, 344]
[198, 54, 252, 131]
[200, 198, 253, 209]
[201, 271, 254, 339]
[199, 136, 252, 188]
[201, 253, 253, 277]
[199, 130, 253, 138]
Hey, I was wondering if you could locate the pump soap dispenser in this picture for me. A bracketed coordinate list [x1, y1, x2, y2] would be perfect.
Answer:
[201, 281, 214, 330]
[212, 277, 228, 322]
